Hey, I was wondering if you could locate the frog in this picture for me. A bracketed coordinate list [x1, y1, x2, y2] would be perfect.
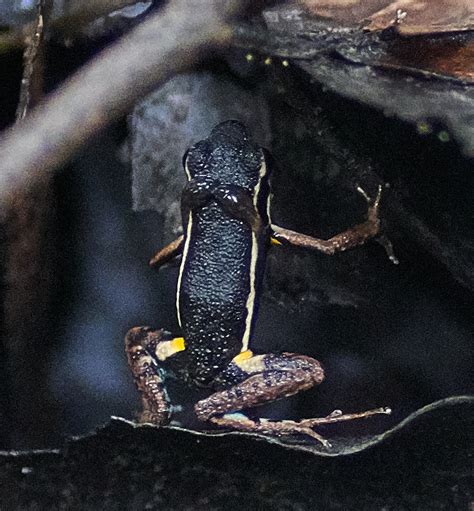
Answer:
[125, 120, 397, 447]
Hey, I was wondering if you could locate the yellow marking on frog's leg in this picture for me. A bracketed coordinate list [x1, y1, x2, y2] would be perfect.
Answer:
[271, 237, 282, 246]
[233, 349, 253, 364]
[196, 351, 389, 446]
[155, 337, 186, 362]
[233, 351, 267, 373]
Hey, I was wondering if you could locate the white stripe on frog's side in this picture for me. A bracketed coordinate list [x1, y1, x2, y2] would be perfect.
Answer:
[241, 157, 269, 352]
[176, 158, 193, 328]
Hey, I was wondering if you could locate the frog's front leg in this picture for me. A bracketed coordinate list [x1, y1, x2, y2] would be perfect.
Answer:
[195, 351, 390, 447]
[272, 185, 399, 264]
[125, 327, 185, 424]
[149, 236, 184, 269]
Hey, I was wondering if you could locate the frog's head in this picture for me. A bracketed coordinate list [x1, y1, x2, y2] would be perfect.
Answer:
[183, 120, 270, 190]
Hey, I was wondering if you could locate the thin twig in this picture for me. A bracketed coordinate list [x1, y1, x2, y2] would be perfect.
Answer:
[0, 0, 258, 219]
[16, 0, 46, 120]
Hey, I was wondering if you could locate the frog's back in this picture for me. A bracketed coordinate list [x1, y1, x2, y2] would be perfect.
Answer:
[176, 121, 270, 385]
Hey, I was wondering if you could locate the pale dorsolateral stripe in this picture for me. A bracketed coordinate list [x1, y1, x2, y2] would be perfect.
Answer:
[176, 159, 193, 328]
[241, 158, 268, 352]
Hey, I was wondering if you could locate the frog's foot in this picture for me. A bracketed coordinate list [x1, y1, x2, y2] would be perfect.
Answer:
[210, 407, 391, 448]
[125, 326, 185, 425]
[357, 183, 399, 264]
[272, 183, 397, 263]
[209, 413, 332, 447]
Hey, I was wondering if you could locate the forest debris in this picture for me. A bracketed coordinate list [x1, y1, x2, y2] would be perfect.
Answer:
[0, 0, 261, 219]
[233, 6, 474, 156]
[300, 0, 474, 35]
[365, 0, 474, 34]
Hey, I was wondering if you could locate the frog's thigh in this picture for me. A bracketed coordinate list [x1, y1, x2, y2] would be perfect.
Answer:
[194, 351, 325, 421]
[125, 327, 185, 425]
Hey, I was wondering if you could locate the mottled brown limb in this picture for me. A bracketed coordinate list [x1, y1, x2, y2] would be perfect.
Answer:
[210, 415, 332, 447]
[195, 353, 325, 421]
[125, 327, 172, 425]
[149, 235, 184, 269]
[195, 351, 390, 447]
[272, 185, 398, 264]
[297, 407, 392, 427]
[210, 406, 391, 447]
[195, 353, 330, 445]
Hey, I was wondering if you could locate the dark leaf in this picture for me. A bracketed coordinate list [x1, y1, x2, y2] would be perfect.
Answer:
[0, 396, 472, 509]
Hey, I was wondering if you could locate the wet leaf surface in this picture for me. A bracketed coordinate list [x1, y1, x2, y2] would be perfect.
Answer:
[0, 396, 472, 509]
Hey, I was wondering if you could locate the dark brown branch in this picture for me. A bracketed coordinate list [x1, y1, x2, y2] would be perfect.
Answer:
[3, 0, 57, 448]
[0, 0, 257, 219]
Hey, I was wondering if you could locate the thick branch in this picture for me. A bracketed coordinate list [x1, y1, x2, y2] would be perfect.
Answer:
[0, 0, 255, 218]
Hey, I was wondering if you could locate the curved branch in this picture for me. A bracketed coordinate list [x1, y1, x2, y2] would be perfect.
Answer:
[0, 0, 256, 217]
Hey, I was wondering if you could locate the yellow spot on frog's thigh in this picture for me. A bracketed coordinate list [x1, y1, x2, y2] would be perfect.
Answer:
[171, 337, 185, 352]
[264, 57, 272, 65]
[234, 353, 267, 373]
[245, 53, 254, 62]
[233, 350, 253, 364]
[155, 337, 186, 361]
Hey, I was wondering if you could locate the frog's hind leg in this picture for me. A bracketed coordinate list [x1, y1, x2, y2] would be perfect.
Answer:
[125, 327, 185, 425]
[194, 351, 390, 447]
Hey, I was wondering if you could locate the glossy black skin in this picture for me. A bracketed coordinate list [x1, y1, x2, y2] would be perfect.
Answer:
[126, 121, 390, 440]
[178, 121, 271, 386]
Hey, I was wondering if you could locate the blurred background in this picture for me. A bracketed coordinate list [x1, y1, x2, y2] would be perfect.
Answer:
[0, 0, 472, 449]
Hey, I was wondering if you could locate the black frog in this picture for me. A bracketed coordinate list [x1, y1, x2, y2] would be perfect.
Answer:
[126, 120, 395, 446]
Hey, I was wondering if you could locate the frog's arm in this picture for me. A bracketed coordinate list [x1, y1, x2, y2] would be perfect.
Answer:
[271, 185, 398, 264]
[149, 235, 184, 269]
